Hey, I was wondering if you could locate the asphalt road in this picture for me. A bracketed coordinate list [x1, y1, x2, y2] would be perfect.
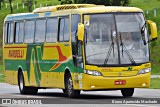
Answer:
[0, 83, 160, 107]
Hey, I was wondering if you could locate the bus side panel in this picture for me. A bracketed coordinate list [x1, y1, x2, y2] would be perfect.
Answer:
[3, 44, 27, 85]
[42, 42, 73, 88]
[19, 42, 73, 88]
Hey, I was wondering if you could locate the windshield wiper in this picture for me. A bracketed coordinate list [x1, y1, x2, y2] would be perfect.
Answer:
[104, 30, 115, 65]
[119, 32, 136, 65]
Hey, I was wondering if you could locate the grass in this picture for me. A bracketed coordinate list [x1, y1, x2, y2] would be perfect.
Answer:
[150, 78, 160, 89]
[0, 75, 4, 82]
[130, 0, 160, 11]
[0, 65, 4, 83]
[0, 64, 4, 74]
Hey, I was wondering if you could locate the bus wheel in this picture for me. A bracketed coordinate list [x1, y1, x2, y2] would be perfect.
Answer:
[18, 72, 38, 95]
[62, 89, 67, 96]
[121, 88, 134, 97]
[66, 73, 80, 98]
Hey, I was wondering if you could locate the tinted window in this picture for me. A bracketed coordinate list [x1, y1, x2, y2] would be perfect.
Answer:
[4, 23, 14, 44]
[5, 23, 14, 44]
[24, 20, 35, 43]
[64, 18, 69, 41]
[9, 23, 14, 43]
[59, 18, 65, 41]
[59, 17, 69, 42]
[71, 15, 81, 65]
[4, 23, 9, 44]
[35, 19, 46, 43]
[71, 15, 80, 42]
[15, 22, 24, 43]
[46, 18, 58, 42]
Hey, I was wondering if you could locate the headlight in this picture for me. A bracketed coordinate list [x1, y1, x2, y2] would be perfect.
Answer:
[138, 68, 151, 74]
[84, 70, 102, 76]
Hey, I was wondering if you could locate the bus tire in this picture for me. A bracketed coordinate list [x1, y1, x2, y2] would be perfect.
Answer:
[18, 71, 38, 95]
[121, 88, 134, 97]
[62, 89, 67, 96]
[66, 73, 80, 98]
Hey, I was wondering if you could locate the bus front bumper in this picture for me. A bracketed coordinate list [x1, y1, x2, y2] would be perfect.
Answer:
[81, 73, 150, 90]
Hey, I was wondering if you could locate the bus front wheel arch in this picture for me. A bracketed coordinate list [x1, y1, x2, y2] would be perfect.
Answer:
[64, 70, 80, 98]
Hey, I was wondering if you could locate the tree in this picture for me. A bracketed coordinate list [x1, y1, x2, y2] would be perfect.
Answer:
[74, 0, 130, 6]
[27, 0, 33, 12]
[9, 0, 13, 13]
[22, 0, 37, 12]
[0, 0, 4, 10]
[58, 0, 72, 4]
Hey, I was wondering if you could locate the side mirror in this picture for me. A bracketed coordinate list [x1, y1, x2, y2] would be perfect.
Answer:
[78, 23, 84, 42]
[147, 20, 158, 41]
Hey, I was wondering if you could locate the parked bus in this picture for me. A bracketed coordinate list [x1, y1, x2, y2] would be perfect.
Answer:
[3, 4, 157, 98]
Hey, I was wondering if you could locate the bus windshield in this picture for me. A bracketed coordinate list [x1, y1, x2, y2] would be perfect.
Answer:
[84, 13, 149, 66]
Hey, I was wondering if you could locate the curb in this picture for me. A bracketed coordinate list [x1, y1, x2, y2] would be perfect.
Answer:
[151, 75, 160, 78]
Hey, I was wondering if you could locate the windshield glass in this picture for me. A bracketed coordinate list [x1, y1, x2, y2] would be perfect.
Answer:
[84, 13, 149, 66]
[116, 13, 149, 64]
[84, 14, 119, 65]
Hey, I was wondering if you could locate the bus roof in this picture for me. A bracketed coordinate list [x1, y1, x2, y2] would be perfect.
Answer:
[32, 4, 143, 13]
[76, 6, 143, 13]
[5, 4, 143, 21]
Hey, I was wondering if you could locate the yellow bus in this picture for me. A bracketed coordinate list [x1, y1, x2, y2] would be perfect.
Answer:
[3, 4, 157, 98]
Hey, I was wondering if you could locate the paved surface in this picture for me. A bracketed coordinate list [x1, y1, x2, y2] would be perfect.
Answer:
[0, 83, 159, 107]
[151, 75, 160, 78]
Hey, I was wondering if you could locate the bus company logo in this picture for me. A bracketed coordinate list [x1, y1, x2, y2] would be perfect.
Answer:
[128, 67, 132, 71]
[101, 68, 113, 72]
[8, 50, 24, 58]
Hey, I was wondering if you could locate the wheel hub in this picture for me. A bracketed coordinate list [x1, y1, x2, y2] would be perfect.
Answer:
[68, 77, 73, 95]
[19, 75, 24, 91]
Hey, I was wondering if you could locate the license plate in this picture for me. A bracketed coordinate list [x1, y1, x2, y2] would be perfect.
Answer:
[115, 80, 126, 85]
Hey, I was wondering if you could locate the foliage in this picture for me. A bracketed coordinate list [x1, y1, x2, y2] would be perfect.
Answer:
[0, 0, 4, 10]
[59, 0, 72, 4]
[8, 0, 13, 13]
[74, 0, 130, 6]
[150, 78, 160, 89]
[22, 0, 37, 12]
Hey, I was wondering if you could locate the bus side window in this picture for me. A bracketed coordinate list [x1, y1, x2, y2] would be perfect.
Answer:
[15, 22, 24, 43]
[35, 19, 46, 43]
[4, 23, 9, 44]
[58, 17, 69, 42]
[24, 20, 35, 43]
[77, 42, 83, 68]
[71, 14, 80, 66]
[9, 23, 14, 44]
[5, 23, 14, 44]
[46, 18, 58, 43]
